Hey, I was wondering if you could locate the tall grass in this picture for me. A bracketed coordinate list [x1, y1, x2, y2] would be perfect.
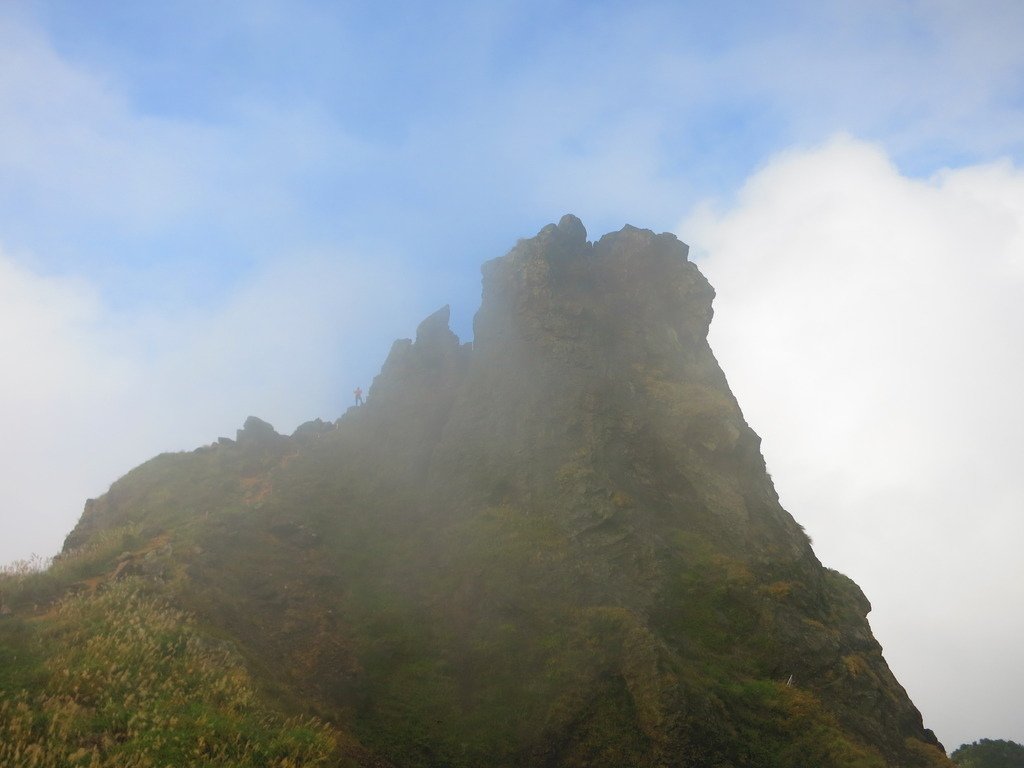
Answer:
[0, 576, 337, 766]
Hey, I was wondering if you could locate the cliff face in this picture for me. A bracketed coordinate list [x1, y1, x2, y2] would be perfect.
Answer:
[54, 216, 949, 767]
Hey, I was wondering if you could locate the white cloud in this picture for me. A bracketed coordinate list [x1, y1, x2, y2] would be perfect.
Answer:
[0, 249, 138, 563]
[0, 12, 372, 258]
[0, 19, 206, 230]
[684, 135, 1024, 749]
[0, 243, 421, 567]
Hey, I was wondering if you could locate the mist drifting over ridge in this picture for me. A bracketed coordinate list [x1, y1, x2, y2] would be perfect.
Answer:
[3, 216, 951, 766]
[2, 1, 1023, 753]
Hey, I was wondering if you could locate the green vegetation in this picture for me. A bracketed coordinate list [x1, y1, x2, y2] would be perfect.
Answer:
[0, 221, 957, 766]
[0, 404, 949, 766]
[953, 739, 1024, 768]
[0, 541, 338, 767]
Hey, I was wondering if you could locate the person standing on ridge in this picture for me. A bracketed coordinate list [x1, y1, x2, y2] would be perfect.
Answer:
[354, 387, 363, 406]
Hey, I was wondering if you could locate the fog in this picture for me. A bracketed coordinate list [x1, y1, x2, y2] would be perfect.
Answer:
[2, 0, 1023, 751]
[688, 137, 1024, 748]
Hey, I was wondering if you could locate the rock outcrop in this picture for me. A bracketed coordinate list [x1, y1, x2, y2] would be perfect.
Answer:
[55, 216, 951, 767]
[236, 415, 282, 446]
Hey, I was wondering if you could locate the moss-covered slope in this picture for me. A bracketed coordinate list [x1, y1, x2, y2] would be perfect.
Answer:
[2, 216, 951, 767]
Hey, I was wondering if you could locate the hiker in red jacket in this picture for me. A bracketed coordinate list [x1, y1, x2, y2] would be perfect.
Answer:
[354, 387, 363, 406]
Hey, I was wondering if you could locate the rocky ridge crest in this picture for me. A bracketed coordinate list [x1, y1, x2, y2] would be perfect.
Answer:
[53, 215, 950, 767]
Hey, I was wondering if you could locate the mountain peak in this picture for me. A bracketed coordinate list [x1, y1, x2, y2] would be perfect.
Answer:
[556, 212, 587, 243]
[33, 217, 951, 768]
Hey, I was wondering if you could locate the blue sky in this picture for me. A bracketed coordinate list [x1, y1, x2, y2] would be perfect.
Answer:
[2, 0, 1023, 751]
[9, 0, 1020, 316]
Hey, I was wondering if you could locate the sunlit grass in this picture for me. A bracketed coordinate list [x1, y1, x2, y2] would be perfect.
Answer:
[0, 569, 336, 767]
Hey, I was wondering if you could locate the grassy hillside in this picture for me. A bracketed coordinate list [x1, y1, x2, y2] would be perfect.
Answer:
[1, 218, 954, 767]
[0, 532, 342, 766]
[0, 417, 947, 767]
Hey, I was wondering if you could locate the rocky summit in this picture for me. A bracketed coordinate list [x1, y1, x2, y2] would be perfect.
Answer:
[1, 216, 951, 767]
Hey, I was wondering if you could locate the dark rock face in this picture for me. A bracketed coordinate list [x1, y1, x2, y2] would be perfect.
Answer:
[236, 415, 281, 446]
[292, 418, 332, 440]
[354, 217, 944, 764]
[61, 217, 950, 767]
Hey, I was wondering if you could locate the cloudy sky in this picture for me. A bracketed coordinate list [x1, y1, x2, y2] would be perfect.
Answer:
[2, 0, 1021, 751]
